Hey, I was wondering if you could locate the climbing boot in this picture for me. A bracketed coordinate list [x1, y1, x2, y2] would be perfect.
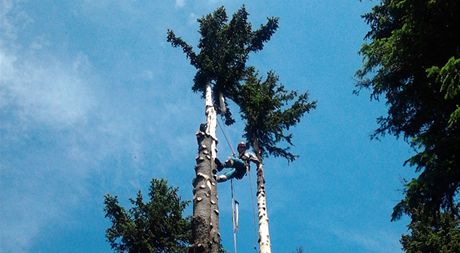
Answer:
[225, 158, 234, 167]
[216, 175, 227, 183]
[215, 158, 224, 171]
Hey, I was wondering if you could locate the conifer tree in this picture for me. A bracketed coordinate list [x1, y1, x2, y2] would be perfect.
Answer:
[356, 0, 460, 251]
[104, 179, 191, 253]
[237, 68, 316, 253]
[167, 6, 278, 253]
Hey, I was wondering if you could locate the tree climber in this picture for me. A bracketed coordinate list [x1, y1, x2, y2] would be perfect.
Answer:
[215, 142, 260, 182]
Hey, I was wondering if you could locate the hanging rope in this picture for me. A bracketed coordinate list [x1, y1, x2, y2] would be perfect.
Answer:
[217, 118, 236, 156]
[231, 179, 238, 253]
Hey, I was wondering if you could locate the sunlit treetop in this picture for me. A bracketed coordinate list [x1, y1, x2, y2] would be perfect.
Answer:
[238, 68, 316, 162]
[167, 6, 279, 124]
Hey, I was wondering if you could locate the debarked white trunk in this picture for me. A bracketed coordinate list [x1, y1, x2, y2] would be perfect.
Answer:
[256, 164, 272, 253]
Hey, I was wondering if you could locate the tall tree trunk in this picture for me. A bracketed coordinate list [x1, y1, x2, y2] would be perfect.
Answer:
[253, 140, 272, 253]
[191, 84, 220, 253]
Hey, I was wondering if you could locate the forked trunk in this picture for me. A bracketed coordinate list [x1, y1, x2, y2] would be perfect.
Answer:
[253, 140, 272, 253]
[190, 84, 220, 253]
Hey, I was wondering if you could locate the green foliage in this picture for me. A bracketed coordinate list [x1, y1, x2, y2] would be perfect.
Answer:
[168, 6, 313, 161]
[399, 205, 460, 253]
[238, 68, 316, 161]
[427, 57, 460, 127]
[167, 6, 315, 161]
[167, 6, 278, 124]
[104, 179, 191, 253]
[356, 0, 460, 251]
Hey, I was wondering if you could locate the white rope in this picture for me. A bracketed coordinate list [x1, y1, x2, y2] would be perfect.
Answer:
[231, 179, 237, 253]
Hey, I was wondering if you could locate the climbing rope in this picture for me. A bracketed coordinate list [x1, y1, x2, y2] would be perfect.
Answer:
[217, 118, 236, 156]
[231, 179, 237, 253]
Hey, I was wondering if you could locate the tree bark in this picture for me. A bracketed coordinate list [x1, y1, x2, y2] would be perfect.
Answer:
[253, 140, 272, 253]
[190, 84, 220, 253]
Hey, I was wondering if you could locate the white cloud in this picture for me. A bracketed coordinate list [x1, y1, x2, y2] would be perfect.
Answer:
[0, 3, 98, 251]
[0, 1, 208, 252]
[0, 44, 196, 253]
[0, 48, 95, 128]
[0, 51, 95, 253]
[0, 0, 95, 129]
[0, 186, 62, 253]
[175, 0, 186, 8]
[0, 0, 34, 42]
[331, 227, 401, 253]
[0, 0, 17, 41]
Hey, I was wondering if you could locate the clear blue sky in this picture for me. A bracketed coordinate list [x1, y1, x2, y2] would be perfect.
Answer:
[1, 1, 415, 253]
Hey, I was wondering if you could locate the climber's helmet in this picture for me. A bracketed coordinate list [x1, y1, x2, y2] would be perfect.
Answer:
[237, 142, 246, 153]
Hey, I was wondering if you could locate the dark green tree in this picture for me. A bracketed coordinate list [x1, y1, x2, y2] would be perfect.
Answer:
[167, 6, 278, 125]
[237, 69, 316, 252]
[167, 6, 278, 252]
[400, 204, 460, 253]
[356, 0, 460, 251]
[104, 178, 191, 253]
[238, 68, 316, 162]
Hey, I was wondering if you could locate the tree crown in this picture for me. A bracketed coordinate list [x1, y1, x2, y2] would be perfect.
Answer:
[167, 6, 279, 124]
[238, 68, 316, 162]
[104, 178, 191, 253]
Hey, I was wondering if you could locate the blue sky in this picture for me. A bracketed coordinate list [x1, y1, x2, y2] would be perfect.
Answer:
[0, 1, 415, 253]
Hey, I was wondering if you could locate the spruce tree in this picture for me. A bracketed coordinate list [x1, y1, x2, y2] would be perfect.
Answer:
[356, 0, 460, 251]
[167, 6, 278, 252]
[104, 179, 191, 253]
[237, 68, 316, 253]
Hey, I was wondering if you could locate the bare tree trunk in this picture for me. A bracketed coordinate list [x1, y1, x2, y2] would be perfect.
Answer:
[253, 140, 272, 253]
[191, 132, 212, 253]
[190, 84, 220, 253]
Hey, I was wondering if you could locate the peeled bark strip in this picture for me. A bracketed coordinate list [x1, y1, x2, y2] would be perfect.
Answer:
[218, 91, 227, 114]
[205, 85, 217, 144]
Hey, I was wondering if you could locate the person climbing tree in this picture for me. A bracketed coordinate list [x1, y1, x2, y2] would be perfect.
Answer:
[215, 142, 260, 182]
[167, 6, 279, 251]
